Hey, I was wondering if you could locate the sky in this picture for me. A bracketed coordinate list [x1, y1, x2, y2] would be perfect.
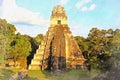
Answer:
[0, 0, 120, 37]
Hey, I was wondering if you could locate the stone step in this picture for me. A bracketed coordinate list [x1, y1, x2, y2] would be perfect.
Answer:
[36, 49, 44, 54]
[33, 54, 43, 59]
[31, 59, 42, 65]
[38, 45, 45, 49]
[28, 5, 85, 70]
[28, 65, 42, 70]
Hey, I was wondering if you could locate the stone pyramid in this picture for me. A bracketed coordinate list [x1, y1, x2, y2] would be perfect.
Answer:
[28, 5, 85, 70]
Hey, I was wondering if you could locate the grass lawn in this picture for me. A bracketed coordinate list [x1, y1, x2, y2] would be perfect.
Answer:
[0, 68, 99, 80]
[25, 69, 98, 80]
[26, 70, 50, 80]
[0, 68, 20, 80]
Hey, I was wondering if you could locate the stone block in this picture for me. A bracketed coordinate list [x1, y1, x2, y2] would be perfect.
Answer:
[36, 49, 44, 54]
[34, 54, 43, 60]
[28, 65, 42, 70]
[31, 59, 42, 65]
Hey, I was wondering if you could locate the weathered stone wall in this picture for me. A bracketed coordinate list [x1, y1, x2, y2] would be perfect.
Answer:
[50, 5, 68, 25]
[49, 25, 66, 71]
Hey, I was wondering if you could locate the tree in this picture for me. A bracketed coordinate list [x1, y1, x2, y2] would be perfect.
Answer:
[110, 29, 120, 68]
[87, 28, 112, 71]
[93, 29, 120, 80]
[34, 34, 44, 47]
[22, 35, 38, 67]
[8, 33, 32, 67]
[0, 19, 16, 66]
[74, 36, 89, 58]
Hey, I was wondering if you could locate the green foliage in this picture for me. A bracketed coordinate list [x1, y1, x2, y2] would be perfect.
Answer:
[26, 36, 38, 66]
[74, 28, 120, 72]
[74, 36, 89, 58]
[75, 28, 113, 71]
[0, 18, 35, 68]
[0, 19, 16, 66]
[75, 36, 89, 52]
[87, 28, 113, 70]
[8, 33, 32, 67]
[110, 29, 120, 68]
[0, 52, 5, 66]
[93, 29, 120, 80]
[111, 29, 120, 46]
[34, 34, 44, 46]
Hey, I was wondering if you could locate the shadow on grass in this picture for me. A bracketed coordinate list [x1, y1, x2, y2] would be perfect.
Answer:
[47, 70, 92, 80]
[24, 69, 98, 80]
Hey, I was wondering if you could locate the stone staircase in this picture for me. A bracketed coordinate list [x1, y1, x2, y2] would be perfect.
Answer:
[28, 5, 85, 70]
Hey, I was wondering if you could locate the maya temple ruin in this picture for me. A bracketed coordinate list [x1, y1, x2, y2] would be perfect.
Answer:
[28, 5, 85, 71]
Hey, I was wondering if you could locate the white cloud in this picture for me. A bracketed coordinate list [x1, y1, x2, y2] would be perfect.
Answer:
[89, 4, 96, 10]
[0, 0, 3, 6]
[59, 0, 69, 5]
[75, 0, 96, 12]
[80, 4, 96, 12]
[15, 25, 48, 37]
[75, 0, 91, 9]
[69, 21, 90, 37]
[75, 1, 84, 9]
[84, 0, 92, 3]
[81, 6, 88, 11]
[1, 0, 49, 26]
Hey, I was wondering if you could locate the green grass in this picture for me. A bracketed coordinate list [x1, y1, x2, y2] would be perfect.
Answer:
[9, 67, 21, 72]
[0, 68, 21, 80]
[48, 70, 91, 80]
[0, 69, 14, 80]
[25, 69, 97, 80]
[0, 68, 99, 80]
[27, 70, 49, 80]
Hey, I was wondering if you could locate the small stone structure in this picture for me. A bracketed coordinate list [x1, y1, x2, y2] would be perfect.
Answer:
[9, 69, 28, 80]
[29, 5, 85, 71]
